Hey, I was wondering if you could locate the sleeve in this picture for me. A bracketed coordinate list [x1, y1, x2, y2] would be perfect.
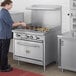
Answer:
[1, 10, 14, 26]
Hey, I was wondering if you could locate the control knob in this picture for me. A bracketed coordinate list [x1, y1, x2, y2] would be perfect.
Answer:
[24, 34, 28, 39]
[36, 36, 40, 40]
[30, 36, 33, 39]
[16, 33, 21, 37]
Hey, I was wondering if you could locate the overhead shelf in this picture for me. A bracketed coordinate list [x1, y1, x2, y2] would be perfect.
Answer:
[26, 5, 61, 11]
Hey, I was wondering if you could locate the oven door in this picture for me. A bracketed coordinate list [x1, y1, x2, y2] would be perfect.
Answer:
[14, 40, 43, 60]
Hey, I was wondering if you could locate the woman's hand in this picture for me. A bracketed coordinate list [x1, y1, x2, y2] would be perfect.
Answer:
[20, 22, 26, 27]
[13, 22, 26, 28]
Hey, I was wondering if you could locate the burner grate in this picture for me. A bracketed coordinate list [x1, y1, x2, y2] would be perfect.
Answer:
[25, 25, 49, 32]
[13, 24, 49, 32]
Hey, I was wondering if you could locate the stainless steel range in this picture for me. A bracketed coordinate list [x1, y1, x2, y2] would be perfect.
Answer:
[12, 5, 62, 71]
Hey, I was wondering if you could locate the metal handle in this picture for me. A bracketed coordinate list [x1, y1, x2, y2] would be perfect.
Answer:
[61, 40, 64, 46]
[58, 38, 61, 66]
[26, 50, 30, 53]
[17, 42, 40, 47]
[67, 13, 73, 17]
[71, 13, 73, 17]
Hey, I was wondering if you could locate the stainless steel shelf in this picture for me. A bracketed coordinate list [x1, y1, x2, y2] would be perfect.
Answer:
[26, 5, 61, 11]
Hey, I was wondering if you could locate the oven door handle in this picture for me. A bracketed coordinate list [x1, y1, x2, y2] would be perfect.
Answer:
[17, 42, 40, 48]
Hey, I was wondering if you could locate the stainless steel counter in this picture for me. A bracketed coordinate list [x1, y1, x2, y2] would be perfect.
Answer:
[58, 32, 76, 39]
[57, 31, 76, 72]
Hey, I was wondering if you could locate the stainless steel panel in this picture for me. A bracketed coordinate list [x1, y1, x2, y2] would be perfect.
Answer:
[31, 10, 61, 28]
[14, 40, 43, 60]
[26, 5, 62, 28]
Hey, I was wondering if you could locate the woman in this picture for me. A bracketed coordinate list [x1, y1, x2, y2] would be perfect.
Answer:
[0, 0, 26, 72]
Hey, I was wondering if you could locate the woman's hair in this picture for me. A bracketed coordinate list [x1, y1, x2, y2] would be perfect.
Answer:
[1, 0, 12, 6]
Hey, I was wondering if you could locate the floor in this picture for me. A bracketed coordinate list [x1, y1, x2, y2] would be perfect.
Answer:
[8, 53, 76, 76]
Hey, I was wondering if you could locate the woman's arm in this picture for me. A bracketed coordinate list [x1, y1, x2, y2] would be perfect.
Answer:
[12, 22, 26, 27]
[1, 9, 26, 27]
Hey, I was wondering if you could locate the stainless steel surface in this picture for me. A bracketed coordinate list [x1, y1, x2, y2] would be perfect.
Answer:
[26, 5, 61, 28]
[58, 32, 76, 72]
[26, 5, 61, 11]
[70, 0, 76, 32]
[13, 25, 61, 72]
[13, 31, 44, 43]
[12, 5, 61, 71]
[70, 10, 76, 30]
[14, 40, 43, 60]
[58, 32, 76, 39]
[71, 0, 76, 9]
[57, 38, 61, 66]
